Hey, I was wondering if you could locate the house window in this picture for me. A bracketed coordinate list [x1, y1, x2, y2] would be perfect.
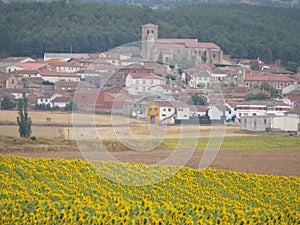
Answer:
[280, 82, 283, 87]
[162, 114, 166, 117]
[150, 80, 153, 84]
[264, 119, 267, 124]
[168, 108, 171, 111]
[213, 54, 216, 58]
[246, 82, 249, 87]
[11, 79, 14, 84]
[136, 80, 139, 84]
[149, 108, 152, 111]
[143, 80, 146, 84]
[163, 108, 166, 111]
[154, 108, 157, 111]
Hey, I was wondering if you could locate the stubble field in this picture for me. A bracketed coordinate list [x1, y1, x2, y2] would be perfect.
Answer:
[0, 110, 299, 176]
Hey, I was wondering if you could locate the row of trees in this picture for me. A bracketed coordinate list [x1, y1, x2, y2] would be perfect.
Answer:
[0, 2, 299, 70]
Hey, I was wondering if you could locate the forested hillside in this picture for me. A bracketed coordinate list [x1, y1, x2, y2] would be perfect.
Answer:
[0, 2, 299, 67]
[2, 0, 300, 8]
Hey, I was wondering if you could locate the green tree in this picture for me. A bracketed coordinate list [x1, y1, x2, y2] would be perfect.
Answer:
[201, 55, 207, 63]
[245, 92, 268, 101]
[285, 61, 298, 73]
[259, 81, 276, 97]
[250, 61, 260, 70]
[17, 93, 32, 138]
[157, 52, 163, 63]
[165, 74, 176, 80]
[191, 95, 205, 105]
[1, 97, 16, 110]
[197, 83, 206, 89]
[42, 80, 54, 86]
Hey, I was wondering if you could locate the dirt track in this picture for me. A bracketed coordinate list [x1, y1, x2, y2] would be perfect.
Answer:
[1, 146, 299, 177]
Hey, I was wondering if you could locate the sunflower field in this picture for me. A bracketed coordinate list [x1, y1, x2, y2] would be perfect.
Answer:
[0, 155, 299, 224]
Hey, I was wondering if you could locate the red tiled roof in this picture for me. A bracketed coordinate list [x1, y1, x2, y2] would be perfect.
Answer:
[39, 71, 81, 77]
[129, 72, 165, 80]
[190, 105, 209, 112]
[245, 75, 296, 82]
[154, 100, 188, 108]
[185, 64, 216, 73]
[17, 63, 48, 70]
[158, 39, 221, 49]
[52, 96, 73, 103]
[237, 100, 290, 107]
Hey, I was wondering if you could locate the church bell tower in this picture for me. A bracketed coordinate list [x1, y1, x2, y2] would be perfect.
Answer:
[141, 23, 158, 60]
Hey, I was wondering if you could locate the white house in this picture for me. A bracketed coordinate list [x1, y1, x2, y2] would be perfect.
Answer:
[188, 70, 211, 88]
[0, 63, 23, 73]
[241, 115, 300, 132]
[125, 72, 165, 94]
[37, 71, 81, 83]
[236, 100, 291, 119]
[189, 105, 209, 117]
[43, 53, 90, 62]
[208, 103, 235, 121]
[37, 93, 61, 107]
[52, 96, 73, 108]
[148, 84, 173, 98]
[146, 100, 190, 124]
[210, 68, 228, 81]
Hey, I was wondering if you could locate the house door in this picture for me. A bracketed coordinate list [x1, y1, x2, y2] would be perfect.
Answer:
[150, 115, 156, 124]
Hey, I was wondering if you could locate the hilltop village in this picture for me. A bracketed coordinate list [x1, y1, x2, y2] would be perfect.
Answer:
[0, 23, 300, 133]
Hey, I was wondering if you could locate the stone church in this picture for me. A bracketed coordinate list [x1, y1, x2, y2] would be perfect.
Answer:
[141, 23, 223, 66]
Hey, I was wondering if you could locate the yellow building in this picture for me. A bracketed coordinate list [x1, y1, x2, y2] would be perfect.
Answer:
[146, 100, 190, 124]
[146, 101, 161, 124]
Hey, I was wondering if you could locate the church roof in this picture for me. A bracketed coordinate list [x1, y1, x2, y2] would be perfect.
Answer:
[158, 38, 221, 49]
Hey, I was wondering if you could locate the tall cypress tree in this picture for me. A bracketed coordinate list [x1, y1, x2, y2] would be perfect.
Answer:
[17, 93, 32, 138]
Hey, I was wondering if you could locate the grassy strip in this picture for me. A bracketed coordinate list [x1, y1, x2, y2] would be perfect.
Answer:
[162, 134, 300, 150]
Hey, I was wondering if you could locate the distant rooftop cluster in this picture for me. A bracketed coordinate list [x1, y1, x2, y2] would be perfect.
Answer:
[0, 23, 299, 132]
